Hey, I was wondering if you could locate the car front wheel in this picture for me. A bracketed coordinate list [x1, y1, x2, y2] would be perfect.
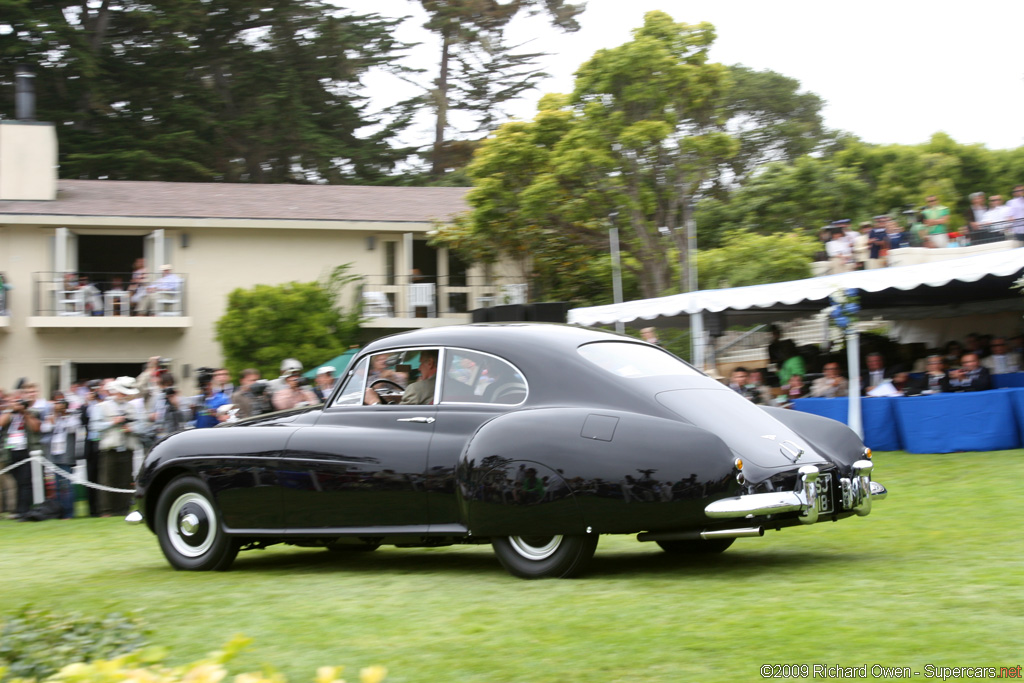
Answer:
[656, 538, 734, 555]
[155, 475, 238, 571]
[491, 534, 598, 579]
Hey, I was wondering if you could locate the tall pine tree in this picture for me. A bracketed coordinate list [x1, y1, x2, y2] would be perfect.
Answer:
[0, 1, 418, 183]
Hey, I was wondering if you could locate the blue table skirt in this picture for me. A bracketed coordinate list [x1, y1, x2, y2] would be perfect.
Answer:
[790, 396, 902, 451]
[993, 372, 1024, 389]
[792, 388, 1024, 453]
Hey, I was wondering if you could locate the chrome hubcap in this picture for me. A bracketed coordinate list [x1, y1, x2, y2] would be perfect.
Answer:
[180, 513, 200, 536]
[167, 492, 216, 558]
[508, 535, 562, 561]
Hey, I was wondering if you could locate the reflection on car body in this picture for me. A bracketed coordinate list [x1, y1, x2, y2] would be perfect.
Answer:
[129, 323, 887, 578]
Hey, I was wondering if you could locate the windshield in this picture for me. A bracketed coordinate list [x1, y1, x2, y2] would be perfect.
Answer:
[577, 342, 704, 379]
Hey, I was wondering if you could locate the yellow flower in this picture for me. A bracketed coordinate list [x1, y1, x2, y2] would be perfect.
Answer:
[359, 666, 388, 683]
[315, 666, 343, 683]
[182, 663, 228, 683]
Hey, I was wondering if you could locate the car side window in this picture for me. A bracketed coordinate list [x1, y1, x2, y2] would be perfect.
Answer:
[440, 349, 527, 405]
[332, 357, 368, 406]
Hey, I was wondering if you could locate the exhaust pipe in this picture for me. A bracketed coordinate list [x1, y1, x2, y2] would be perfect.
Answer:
[638, 526, 764, 542]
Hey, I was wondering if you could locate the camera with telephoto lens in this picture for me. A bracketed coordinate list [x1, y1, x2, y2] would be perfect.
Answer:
[248, 379, 269, 397]
[195, 366, 215, 390]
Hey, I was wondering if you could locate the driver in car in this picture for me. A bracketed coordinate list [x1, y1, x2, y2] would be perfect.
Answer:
[400, 351, 438, 405]
[364, 351, 437, 405]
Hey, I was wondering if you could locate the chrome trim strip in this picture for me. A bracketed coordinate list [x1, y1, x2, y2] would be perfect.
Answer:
[705, 491, 805, 518]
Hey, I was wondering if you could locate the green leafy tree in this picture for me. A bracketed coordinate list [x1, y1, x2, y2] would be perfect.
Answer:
[696, 230, 818, 289]
[0, 2, 418, 182]
[215, 266, 362, 379]
[436, 12, 735, 300]
[417, 0, 584, 177]
[695, 155, 874, 248]
[712, 64, 827, 192]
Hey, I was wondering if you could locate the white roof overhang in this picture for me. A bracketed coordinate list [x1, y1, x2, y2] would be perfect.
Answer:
[568, 249, 1024, 328]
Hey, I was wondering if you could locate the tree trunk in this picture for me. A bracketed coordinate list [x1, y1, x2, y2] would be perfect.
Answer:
[431, 30, 451, 178]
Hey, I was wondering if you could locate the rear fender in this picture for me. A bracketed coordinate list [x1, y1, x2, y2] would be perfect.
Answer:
[457, 407, 737, 535]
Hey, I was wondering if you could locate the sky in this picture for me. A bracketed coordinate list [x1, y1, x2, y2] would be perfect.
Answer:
[370, 0, 1024, 152]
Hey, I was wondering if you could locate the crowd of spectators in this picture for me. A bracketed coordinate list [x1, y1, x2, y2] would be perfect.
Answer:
[727, 331, 1023, 407]
[49, 258, 184, 316]
[0, 356, 339, 521]
[820, 185, 1024, 274]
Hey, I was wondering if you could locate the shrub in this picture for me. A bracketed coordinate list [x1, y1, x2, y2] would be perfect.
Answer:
[0, 635, 387, 683]
[0, 608, 148, 682]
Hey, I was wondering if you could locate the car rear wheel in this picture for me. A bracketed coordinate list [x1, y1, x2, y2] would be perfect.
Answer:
[155, 475, 238, 571]
[491, 534, 598, 579]
[656, 538, 734, 555]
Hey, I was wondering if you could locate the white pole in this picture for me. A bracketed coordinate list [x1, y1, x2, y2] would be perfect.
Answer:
[30, 450, 45, 505]
[846, 328, 863, 438]
[691, 311, 706, 370]
[610, 227, 624, 334]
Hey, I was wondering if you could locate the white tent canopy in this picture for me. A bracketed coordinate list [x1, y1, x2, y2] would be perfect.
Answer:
[568, 249, 1024, 328]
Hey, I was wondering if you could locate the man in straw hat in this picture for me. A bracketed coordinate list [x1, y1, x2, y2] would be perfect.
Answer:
[92, 376, 142, 516]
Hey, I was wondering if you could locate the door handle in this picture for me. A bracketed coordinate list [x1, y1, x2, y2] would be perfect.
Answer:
[397, 416, 435, 424]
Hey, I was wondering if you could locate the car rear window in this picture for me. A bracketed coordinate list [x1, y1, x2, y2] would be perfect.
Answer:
[577, 342, 703, 379]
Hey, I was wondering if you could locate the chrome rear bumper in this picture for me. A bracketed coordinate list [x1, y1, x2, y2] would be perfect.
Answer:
[705, 460, 885, 524]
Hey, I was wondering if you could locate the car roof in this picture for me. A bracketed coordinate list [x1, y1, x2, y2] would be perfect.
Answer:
[361, 323, 629, 359]
[356, 323, 701, 413]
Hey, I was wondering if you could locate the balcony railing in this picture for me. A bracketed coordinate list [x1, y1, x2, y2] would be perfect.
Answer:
[32, 271, 188, 317]
[358, 274, 529, 319]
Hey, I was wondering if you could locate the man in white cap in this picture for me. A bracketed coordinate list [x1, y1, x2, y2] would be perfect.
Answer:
[269, 357, 303, 394]
[313, 366, 336, 402]
[91, 377, 142, 516]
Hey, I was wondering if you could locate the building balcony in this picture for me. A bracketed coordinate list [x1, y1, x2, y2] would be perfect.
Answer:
[28, 271, 191, 329]
[358, 274, 529, 328]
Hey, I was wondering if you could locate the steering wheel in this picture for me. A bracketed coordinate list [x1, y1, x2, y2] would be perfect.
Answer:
[369, 379, 404, 393]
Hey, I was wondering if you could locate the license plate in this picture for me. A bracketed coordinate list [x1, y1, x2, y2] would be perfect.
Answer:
[817, 473, 833, 514]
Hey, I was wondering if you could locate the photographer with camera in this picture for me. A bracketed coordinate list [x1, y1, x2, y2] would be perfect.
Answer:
[149, 372, 188, 440]
[190, 367, 230, 429]
[41, 392, 80, 519]
[273, 373, 319, 411]
[90, 377, 142, 516]
[1, 384, 43, 519]
[231, 369, 270, 418]
[137, 356, 171, 401]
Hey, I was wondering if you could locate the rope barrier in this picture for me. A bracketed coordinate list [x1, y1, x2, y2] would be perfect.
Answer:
[0, 451, 135, 494]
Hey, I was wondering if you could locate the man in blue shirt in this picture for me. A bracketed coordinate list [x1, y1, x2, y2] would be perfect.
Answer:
[867, 215, 889, 269]
[192, 377, 230, 428]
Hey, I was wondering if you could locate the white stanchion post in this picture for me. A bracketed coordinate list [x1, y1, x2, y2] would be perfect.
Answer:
[846, 329, 863, 438]
[29, 449, 44, 504]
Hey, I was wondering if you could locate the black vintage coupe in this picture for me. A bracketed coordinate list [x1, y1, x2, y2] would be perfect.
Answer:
[129, 324, 886, 578]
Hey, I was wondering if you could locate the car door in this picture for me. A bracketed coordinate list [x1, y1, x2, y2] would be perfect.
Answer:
[279, 350, 439, 531]
[425, 348, 529, 527]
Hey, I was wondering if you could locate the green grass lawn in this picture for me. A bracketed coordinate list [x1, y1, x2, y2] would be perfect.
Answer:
[2, 450, 1023, 682]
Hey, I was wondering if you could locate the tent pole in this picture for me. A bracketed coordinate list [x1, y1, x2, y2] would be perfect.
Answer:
[846, 328, 863, 438]
[610, 226, 624, 334]
[691, 311, 705, 370]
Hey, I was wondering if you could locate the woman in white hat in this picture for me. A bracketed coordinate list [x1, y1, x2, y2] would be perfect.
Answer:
[91, 376, 142, 516]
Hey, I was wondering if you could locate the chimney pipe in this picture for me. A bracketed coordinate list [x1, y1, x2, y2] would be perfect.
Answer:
[15, 65, 36, 121]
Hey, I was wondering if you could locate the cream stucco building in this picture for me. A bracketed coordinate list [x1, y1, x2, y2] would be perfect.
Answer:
[0, 120, 525, 395]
